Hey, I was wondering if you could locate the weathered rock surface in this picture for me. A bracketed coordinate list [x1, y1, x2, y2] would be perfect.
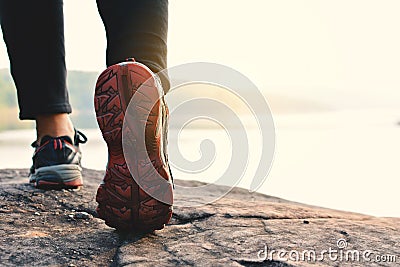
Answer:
[0, 169, 399, 266]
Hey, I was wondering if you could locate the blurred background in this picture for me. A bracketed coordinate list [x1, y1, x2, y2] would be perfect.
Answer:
[0, 0, 399, 217]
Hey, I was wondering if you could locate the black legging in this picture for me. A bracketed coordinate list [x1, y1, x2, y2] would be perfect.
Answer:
[0, 0, 169, 120]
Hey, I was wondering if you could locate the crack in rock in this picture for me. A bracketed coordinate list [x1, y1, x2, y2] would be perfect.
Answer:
[172, 212, 215, 225]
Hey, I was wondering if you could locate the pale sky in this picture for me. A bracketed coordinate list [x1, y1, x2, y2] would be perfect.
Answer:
[1, 0, 400, 108]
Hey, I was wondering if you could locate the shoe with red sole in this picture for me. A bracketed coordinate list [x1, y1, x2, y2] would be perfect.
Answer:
[94, 59, 173, 232]
[29, 130, 87, 189]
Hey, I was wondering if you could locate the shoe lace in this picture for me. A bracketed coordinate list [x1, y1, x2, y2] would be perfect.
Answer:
[31, 141, 38, 148]
[30, 129, 88, 148]
[75, 130, 88, 144]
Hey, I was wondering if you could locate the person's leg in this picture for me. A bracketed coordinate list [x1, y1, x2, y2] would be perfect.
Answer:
[94, 0, 173, 232]
[96, 0, 170, 92]
[0, 0, 74, 142]
[0, 0, 86, 189]
[35, 114, 74, 142]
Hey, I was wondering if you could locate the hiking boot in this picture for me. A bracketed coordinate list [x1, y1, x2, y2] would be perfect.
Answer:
[29, 130, 87, 189]
[94, 59, 173, 232]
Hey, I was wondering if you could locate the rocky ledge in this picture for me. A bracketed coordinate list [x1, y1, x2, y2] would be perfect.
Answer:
[0, 169, 399, 267]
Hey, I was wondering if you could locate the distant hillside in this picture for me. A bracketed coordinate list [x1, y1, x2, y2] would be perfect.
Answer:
[0, 69, 331, 132]
[0, 69, 100, 131]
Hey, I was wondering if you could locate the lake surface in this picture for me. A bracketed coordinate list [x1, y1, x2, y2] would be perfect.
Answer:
[1, 108, 399, 218]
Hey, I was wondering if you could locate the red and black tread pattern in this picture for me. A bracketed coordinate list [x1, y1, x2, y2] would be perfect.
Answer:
[94, 61, 173, 232]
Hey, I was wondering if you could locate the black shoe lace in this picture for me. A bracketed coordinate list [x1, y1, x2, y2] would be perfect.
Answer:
[75, 130, 88, 144]
[30, 129, 88, 148]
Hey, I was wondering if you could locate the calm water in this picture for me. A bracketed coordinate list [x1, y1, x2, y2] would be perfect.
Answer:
[1, 109, 399, 217]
